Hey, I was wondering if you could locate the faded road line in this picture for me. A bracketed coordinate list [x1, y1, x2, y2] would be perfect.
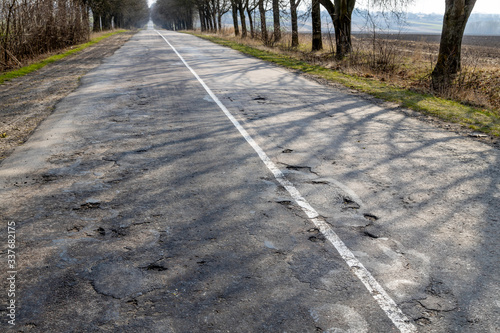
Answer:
[155, 29, 417, 333]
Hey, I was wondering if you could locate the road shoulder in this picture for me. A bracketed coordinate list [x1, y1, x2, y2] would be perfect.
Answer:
[0, 31, 135, 162]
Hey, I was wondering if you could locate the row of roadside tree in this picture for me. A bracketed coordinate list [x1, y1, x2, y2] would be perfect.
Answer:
[151, 0, 478, 89]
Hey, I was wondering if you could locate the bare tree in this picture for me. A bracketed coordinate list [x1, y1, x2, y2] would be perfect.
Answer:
[246, 0, 258, 38]
[272, 0, 281, 41]
[237, 0, 248, 37]
[152, 0, 194, 30]
[319, 0, 413, 57]
[0, 0, 139, 69]
[1, 0, 17, 65]
[316, 0, 354, 57]
[320, 0, 335, 21]
[333, 0, 355, 58]
[217, 0, 231, 31]
[231, 0, 240, 35]
[90, 0, 149, 31]
[311, 0, 322, 50]
[190, 0, 230, 32]
[258, 0, 268, 44]
[290, 0, 302, 47]
[432, 0, 477, 89]
[210, 0, 218, 31]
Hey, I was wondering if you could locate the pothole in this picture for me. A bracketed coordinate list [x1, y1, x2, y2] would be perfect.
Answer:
[286, 165, 315, 174]
[307, 228, 326, 243]
[67, 225, 84, 232]
[363, 230, 379, 239]
[135, 146, 151, 153]
[74, 199, 101, 210]
[416, 317, 431, 326]
[142, 263, 168, 272]
[41, 174, 61, 182]
[78, 202, 100, 209]
[276, 199, 293, 205]
[363, 213, 379, 221]
[342, 197, 360, 210]
[310, 180, 330, 185]
[110, 227, 128, 238]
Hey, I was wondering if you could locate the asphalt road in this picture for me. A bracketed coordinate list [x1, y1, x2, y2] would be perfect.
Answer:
[1, 26, 499, 332]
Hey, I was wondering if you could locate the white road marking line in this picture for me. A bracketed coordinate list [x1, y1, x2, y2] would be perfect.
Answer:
[155, 29, 417, 333]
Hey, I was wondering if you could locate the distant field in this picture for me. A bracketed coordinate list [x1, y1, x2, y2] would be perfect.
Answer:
[351, 34, 500, 68]
[355, 34, 500, 48]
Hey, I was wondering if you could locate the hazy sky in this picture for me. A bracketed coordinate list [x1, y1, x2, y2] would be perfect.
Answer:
[147, 0, 500, 15]
[405, 0, 500, 14]
[356, 0, 500, 14]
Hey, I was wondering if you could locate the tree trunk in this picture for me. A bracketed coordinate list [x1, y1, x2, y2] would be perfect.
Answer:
[216, 0, 222, 32]
[211, 0, 218, 32]
[231, 1, 240, 36]
[272, 0, 280, 42]
[311, 0, 322, 51]
[209, 8, 215, 31]
[320, 0, 335, 22]
[199, 8, 206, 31]
[333, 0, 355, 58]
[3, 0, 17, 64]
[290, 0, 299, 48]
[205, 7, 213, 31]
[246, 4, 255, 38]
[238, 0, 247, 37]
[431, 0, 476, 90]
[259, 0, 268, 44]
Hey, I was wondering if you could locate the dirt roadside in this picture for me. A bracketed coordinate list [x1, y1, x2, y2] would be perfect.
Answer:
[0, 31, 136, 162]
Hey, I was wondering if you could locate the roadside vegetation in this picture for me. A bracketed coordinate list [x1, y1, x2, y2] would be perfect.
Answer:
[0, 0, 148, 72]
[0, 30, 126, 85]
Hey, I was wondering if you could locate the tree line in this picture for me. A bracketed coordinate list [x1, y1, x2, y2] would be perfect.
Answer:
[0, 0, 149, 70]
[89, 0, 149, 32]
[151, 0, 195, 30]
[152, 0, 478, 90]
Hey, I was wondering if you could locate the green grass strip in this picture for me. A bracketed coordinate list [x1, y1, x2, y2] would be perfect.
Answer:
[190, 33, 500, 137]
[0, 30, 127, 85]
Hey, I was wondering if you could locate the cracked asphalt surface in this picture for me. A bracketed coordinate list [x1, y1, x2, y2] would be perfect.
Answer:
[1, 27, 499, 332]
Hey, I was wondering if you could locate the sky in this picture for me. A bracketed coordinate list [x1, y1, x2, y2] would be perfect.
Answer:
[147, 0, 500, 15]
[356, 0, 500, 15]
[405, 0, 500, 15]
